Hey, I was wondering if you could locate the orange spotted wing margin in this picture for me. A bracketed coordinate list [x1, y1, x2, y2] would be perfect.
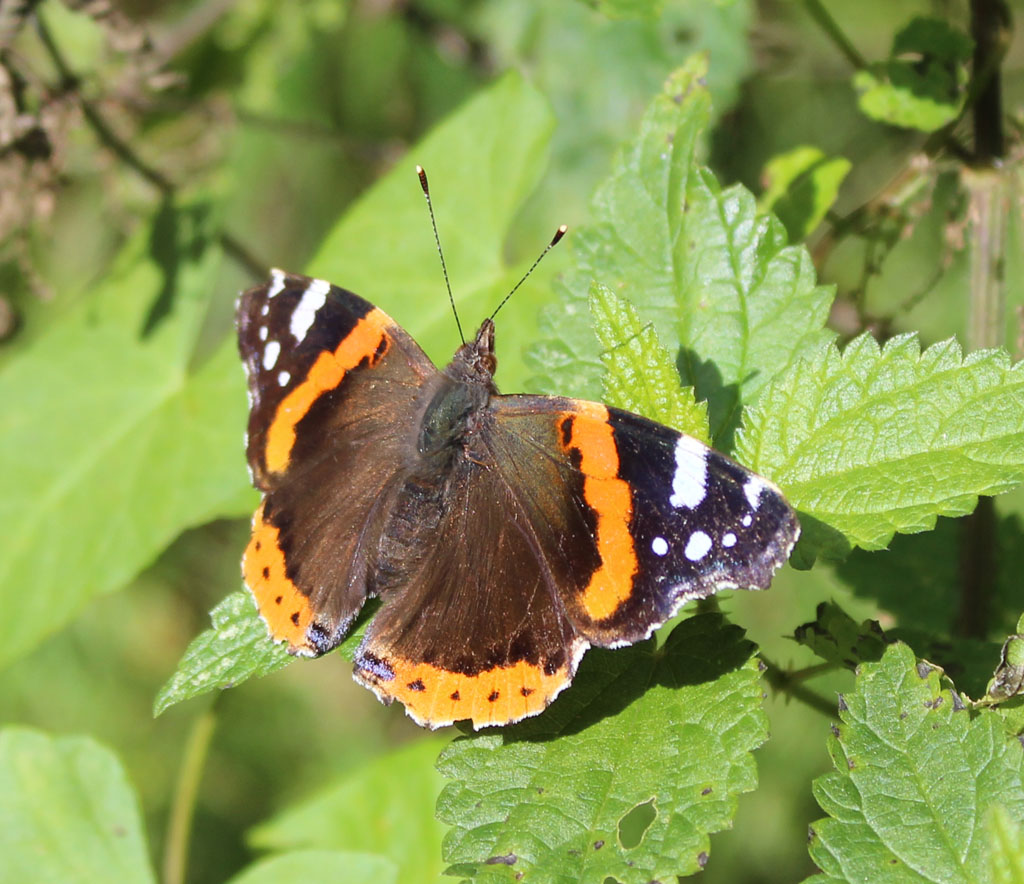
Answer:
[237, 271, 437, 656]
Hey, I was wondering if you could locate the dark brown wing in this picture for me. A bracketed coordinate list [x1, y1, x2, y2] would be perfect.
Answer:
[352, 447, 585, 730]
[237, 270, 437, 656]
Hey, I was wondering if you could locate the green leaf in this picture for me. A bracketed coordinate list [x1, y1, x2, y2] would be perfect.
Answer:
[308, 70, 554, 391]
[249, 737, 448, 884]
[162, 73, 555, 704]
[738, 335, 1024, 563]
[987, 805, 1024, 884]
[225, 850, 398, 884]
[853, 17, 972, 133]
[437, 614, 767, 883]
[0, 203, 250, 672]
[807, 643, 1024, 884]
[988, 614, 1024, 702]
[793, 602, 887, 670]
[759, 146, 852, 242]
[589, 282, 709, 442]
[155, 592, 377, 715]
[0, 728, 155, 884]
[154, 592, 289, 715]
[527, 57, 834, 448]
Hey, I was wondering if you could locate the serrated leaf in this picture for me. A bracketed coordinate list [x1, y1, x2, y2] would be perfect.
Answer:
[249, 738, 448, 884]
[987, 805, 1024, 884]
[436, 614, 766, 883]
[155, 592, 377, 715]
[0, 728, 155, 884]
[806, 643, 1024, 884]
[225, 851, 398, 884]
[527, 56, 834, 448]
[589, 282, 709, 442]
[0, 203, 251, 672]
[759, 146, 851, 242]
[738, 334, 1024, 563]
[793, 602, 887, 670]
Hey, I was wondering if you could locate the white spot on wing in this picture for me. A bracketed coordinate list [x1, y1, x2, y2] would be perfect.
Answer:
[278, 370, 290, 386]
[744, 476, 766, 511]
[668, 435, 709, 508]
[258, 326, 267, 341]
[722, 532, 737, 548]
[263, 340, 281, 370]
[268, 268, 287, 298]
[742, 514, 753, 527]
[290, 278, 330, 342]
[684, 530, 712, 561]
[651, 536, 669, 556]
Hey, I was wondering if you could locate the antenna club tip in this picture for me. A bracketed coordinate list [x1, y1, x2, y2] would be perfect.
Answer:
[416, 165, 429, 192]
[551, 224, 568, 245]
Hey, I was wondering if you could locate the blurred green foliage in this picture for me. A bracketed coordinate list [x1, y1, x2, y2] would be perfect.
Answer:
[2, 1, 1024, 882]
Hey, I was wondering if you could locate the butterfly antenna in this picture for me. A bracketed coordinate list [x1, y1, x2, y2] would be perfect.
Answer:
[489, 225, 568, 322]
[417, 165, 465, 345]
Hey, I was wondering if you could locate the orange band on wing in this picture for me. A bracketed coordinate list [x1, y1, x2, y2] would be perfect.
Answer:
[561, 402, 638, 621]
[264, 308, 392, 474]
[243, 501, 315, 654]
[357, 655, 572, 729]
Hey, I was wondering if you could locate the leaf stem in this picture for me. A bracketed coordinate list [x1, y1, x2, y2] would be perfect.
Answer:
[797, 0, 867, 70]
[760, 655, 839, 717]
[162, 706, 217, 884]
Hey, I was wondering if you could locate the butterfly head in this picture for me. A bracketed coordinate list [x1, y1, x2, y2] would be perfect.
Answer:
[445, 318, 498, 390]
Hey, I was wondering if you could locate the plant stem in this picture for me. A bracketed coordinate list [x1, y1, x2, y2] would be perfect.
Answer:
[760, 656, 839, 717]
[163, 707, 217, 884]
[798, 0, 867, 70]
[956, 0, 1011, 639]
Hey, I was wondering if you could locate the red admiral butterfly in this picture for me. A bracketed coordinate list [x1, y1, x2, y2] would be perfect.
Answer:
[237, 170, 799, 728]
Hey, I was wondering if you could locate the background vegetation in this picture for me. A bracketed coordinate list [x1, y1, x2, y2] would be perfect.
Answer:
[2, 1, 1024, 882]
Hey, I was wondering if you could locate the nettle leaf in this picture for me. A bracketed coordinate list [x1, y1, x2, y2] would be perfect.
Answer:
[154, 592, 376, 715]
[527, 55, 833, 449]
[0, 728, 155, 884]
[0, 203, 250, 672]
[807, 643, 1024, 884]
[437, 614, 767, 883]
[250, 737, 448, 883]
[589, 282, 709, 442]
[738, 334, 1024, 564]
[759, 145, 851, 242]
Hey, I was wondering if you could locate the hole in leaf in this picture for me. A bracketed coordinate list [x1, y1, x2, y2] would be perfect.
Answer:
[617, 797, 657, 848]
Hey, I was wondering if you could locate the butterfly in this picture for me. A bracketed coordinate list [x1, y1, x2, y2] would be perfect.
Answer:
[236, 173, 799, 730]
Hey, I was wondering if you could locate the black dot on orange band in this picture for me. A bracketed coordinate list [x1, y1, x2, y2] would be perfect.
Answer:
[520, 687, 534, 697]
[559, 416, 573, 446]
[290, 612, 300, 625]
[275, 595, 282, 604]
[262, 566, 270, 579]
[488, 690, 500, 702]
[450, 690, 460, 701]
[254, 541, 261, 551]
[407, 679, 425, 692]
